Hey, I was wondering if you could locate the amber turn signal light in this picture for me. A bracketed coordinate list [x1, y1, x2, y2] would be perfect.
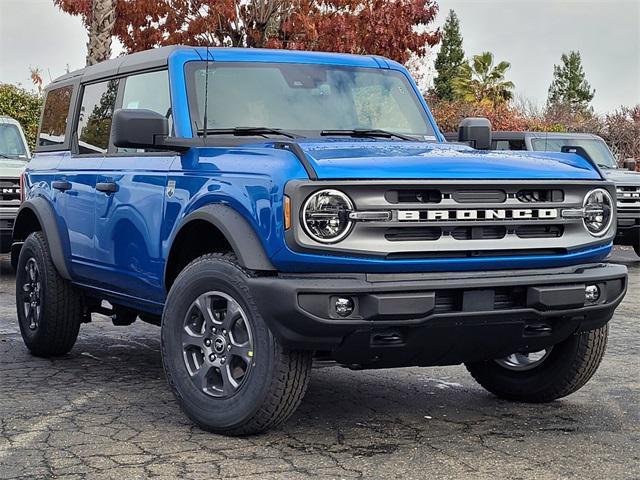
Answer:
[284, 195, 291, 230]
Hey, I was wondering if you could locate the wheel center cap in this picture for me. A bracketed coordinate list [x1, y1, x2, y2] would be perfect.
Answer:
[213, 335, 227, 354]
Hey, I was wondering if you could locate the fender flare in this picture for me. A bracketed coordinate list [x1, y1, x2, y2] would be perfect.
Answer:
[168, 204, 276, 273]
[11, 197, 72, 280]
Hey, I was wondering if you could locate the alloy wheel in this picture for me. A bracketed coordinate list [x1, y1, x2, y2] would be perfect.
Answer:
[494, 347, 553, 371]
[22, 258, 42, 331]
[181, 291, 254, 398]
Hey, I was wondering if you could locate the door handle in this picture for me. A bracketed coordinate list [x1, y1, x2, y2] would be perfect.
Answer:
[96, 182, 118, 194]
[52, 180, 71, 191]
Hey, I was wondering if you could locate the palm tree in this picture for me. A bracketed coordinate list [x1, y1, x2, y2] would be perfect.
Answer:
[452, 52, 515, 107]
[86, 0, 116, 66]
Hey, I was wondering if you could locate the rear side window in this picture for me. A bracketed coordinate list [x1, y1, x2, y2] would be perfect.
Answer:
[39, 85, 73, 147]
[77, 79, 119, 154]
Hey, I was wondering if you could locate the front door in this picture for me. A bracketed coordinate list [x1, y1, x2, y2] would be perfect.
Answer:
[56, 78, 119, 282]
[91, 70, 176, 304]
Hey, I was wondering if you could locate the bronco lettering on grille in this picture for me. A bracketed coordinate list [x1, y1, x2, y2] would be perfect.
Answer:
[397, 208, 559, 222]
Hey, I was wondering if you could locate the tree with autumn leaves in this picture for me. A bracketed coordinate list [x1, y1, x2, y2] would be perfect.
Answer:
[54, 0, 440, 65]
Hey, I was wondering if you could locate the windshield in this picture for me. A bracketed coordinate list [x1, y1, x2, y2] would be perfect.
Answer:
[186, 62, 436, 139]
[0, 123, 28, 160]
[531, 137, 617, 169]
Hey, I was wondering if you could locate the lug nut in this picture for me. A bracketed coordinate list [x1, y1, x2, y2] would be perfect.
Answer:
[204, 339, 212, 347]
[209, 354, 216, 362]
[211, 326, 217, 333]
[220, 358, 226, 364]
[227, 344, 232, 351]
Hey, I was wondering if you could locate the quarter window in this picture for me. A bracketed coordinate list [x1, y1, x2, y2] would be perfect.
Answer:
[77, 79, 119, 154]
[38, 85, 73, 147]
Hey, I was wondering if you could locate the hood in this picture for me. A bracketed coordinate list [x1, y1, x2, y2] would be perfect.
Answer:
[297, 141, 602, 180]
[0, 159, 26, 177]
[601, 168, 640, 184]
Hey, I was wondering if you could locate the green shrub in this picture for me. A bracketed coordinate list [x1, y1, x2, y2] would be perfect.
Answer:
[0, 84, 43, 151]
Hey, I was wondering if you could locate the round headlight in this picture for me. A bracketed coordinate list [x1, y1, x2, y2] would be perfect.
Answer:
[302, 189, 354, 243]
[583, 188, 613, 237]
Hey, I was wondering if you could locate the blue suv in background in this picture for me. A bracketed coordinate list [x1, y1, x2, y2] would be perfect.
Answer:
[12, 46, 627, 435]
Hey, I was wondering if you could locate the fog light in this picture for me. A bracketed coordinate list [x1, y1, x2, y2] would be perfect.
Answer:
[335, 297, 355, 317]
[585, 285, 601, 304]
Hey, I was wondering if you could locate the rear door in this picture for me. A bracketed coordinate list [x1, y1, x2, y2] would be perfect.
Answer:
[56, 78, 119, 282]
[93, 69, 177, 303]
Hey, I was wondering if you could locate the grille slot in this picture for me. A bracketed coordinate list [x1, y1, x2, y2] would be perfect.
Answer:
[516, 225, 564, 238]
[385, 189, 442, 204]
[452, 190, 506, 203]
[517, 189, 564, 203]
[385, 227, 441, 242]
[450, 226, 506, 240]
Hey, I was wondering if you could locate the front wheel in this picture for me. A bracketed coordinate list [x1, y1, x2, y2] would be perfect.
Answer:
[15, 232, 82, 356]
[465, 324, 608, 403]
[161, 253, 312, 435]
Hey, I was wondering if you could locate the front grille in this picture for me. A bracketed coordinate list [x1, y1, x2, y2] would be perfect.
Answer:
[617, 185, 640, 209]
[289, 180, 613, 259]
[0, 178, 20, 202]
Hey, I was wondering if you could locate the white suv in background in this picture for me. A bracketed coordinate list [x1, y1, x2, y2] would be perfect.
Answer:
[0, 116, 30, 254]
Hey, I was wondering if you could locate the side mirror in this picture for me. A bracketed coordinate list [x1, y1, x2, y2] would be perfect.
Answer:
[111, 109, 173, 151]
[623, 158, 637, 171]
[458, 117, 492, 150]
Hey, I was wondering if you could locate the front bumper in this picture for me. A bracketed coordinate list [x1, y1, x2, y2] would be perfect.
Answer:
[247, 263, 627, 368]
[0, 213, 16, 254]
[615, 209, 639, 247]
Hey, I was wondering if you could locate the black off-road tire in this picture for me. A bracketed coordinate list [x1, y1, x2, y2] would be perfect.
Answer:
[15, 232, 82, 357]
[465, 325, 609, 402]
[161, 252, 312, 436]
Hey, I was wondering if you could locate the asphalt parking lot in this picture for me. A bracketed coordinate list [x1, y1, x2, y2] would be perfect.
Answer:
[0, 249, 638, 480]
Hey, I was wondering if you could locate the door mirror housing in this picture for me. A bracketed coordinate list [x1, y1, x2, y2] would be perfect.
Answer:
[623, 158, 637, 171]
[111, 109, 182, 151]
[458, 117, 492, 150]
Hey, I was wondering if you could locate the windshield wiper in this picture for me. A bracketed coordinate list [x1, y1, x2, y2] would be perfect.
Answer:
[597, 163, 614, 169]
[199, 127, 302, 139]
[320, 128, 416, 141]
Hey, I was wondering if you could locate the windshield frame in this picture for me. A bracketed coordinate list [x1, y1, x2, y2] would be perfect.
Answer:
[184, 61, 438, 141]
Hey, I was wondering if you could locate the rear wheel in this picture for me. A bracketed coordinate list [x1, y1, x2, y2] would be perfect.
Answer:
[466, 325, 608, 402]
[15, 232, 82, 356]
[162, 252, 312, 435]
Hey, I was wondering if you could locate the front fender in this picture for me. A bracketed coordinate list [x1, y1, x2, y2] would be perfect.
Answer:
[169, 203, 276, 272]
[11, 197, 71, 279]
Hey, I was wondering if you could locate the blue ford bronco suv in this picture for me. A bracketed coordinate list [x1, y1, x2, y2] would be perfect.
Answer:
[13, 46, 628, 435]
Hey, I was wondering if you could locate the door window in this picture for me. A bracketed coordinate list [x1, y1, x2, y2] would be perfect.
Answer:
[77, 79, 119, 154]
[119, 70, 172, 152]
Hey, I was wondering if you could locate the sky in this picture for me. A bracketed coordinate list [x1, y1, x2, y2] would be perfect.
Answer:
[0, 0, 638, 113]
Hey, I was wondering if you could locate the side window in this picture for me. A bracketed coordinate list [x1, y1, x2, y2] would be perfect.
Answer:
[77, 79, 119, 154]
[493, 140, 511, 150]
[38, 85, 73, 148]
[120, 70, 172, 152]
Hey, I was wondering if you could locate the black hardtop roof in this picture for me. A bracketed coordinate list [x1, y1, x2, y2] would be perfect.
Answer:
[492, 131, 602, 140]
[49, 45, 190, 87]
